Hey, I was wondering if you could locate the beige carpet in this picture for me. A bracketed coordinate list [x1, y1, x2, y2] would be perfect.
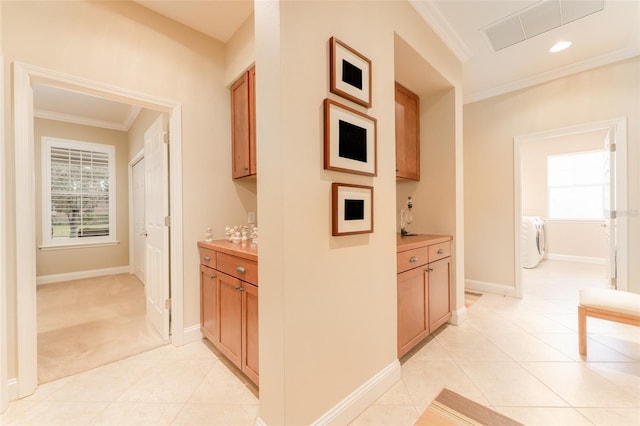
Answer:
[416, 388, 523, 426]
[37, 273, 168, 384]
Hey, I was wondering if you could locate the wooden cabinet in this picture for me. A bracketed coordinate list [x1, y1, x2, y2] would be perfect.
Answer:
[230, 66, 256, 179]
[397, 234, 452, 357]
[198, 240, 259, 385]
[395, 82, 420, 180]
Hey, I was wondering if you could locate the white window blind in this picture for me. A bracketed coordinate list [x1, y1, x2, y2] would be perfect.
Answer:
[42, 137, 116, 247]
[547, 150, 605, 220]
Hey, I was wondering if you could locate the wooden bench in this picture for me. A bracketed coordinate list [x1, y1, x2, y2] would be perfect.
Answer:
[578, 288, 640, 355]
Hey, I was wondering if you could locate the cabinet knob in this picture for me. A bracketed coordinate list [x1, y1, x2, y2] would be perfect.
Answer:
[210, 274, 216, 279]
[236, 266, 246, 274]
[437, 249, 444, 255]
[235, 286, 245, 292]
[426, 267, 433, 272]
[409, 256, 419, 263]
[203, 255, 211, 261]
[244, 167, 249, 171]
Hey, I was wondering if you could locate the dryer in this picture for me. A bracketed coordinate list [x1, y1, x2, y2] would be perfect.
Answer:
[521, 216, 546, 269]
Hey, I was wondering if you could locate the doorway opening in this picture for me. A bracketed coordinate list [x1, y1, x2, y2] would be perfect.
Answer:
[12, 62, 184, 398]
[513, 118, 628, 299]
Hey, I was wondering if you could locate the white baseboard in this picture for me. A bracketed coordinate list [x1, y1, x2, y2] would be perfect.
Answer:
[36, 266, 130, 285]
[544, 254, 606, 265]
[182, 324, 202, 345]
[8, 378, 18, 402]
[312, 359, 401, 425]
[449, 305, 467, 325]
[466, 279, 517, 297]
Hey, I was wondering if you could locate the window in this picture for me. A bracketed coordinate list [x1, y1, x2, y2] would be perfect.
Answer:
[547, 150, 606, 220]
[42, 137, 116, 247]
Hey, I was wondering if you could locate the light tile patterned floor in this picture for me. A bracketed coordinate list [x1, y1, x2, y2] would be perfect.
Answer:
[2, 260, 639, 425]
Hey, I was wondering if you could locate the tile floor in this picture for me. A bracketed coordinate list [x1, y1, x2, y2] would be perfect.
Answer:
[2, 260, 639, 425]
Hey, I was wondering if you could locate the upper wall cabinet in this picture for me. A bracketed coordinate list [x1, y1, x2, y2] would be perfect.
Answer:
[231, 66, 256, 179]
[395, 82, 420, 180]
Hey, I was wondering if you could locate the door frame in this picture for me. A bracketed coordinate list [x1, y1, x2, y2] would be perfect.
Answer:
[128, 148, 145, 280]
[513, 117, 628, 298]
[1, 54, 8, 413]
[12, 62, 185, 398]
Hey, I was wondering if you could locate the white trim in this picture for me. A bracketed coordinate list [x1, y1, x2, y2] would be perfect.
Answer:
[466, 279, 517, 298]
[465, 46, 639, 104]
[544, 254, 607, 265]
[182, 324, 203, 344]
[311, 360, 401, 426]
[514, 118, 629, 300]
[255, 417, 267, 426]
[33, 106, 142, 132]
[0, 53, 7, 414]
[128, 149, 144, 276]
[13, 62, 185, 398]
[408, 0, 472, 63]
[39, 241, 120, 251]
[36, 266, 130, 286]
[7, 379, 18, 402]
[449, 305, 467, 326]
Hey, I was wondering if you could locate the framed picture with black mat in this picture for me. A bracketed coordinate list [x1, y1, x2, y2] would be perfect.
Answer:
[331, 183, 373, 236]
[329, 37, 372, 108]
[324, 98, 377, 176]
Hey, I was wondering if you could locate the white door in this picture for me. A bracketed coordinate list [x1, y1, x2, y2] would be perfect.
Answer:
[132, 157, 146, 283]
[603, 127, 617, 289]
[144, 115, 170, 340]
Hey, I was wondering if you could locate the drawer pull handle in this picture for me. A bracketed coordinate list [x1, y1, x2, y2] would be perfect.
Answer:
[409, 256, 419, 263]
[437, 249, 445, 255]
[427, 267, 434, 272]
[210, 274, 216, 279]
[236, 266, 246, 274]
[234, 286, 244, 292]
[203, 255, 211, 261]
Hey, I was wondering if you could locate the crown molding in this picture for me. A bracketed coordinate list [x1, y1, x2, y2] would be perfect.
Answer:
[33, 106, 141, 131]
[409, 0, 473, 63]
[464, 46, 640, 104]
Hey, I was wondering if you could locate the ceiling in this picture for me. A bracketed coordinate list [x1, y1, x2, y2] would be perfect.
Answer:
[37, 0, 639, 127]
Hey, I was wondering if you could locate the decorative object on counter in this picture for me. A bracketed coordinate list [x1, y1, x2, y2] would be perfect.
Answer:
[329, 36, 372, 108]
[332, 182, 373, 236]
[324, 98, 377, 176]
[225, 224, 258, 246]
[204, 227, 213, 242]
[400, 196, 415, 236]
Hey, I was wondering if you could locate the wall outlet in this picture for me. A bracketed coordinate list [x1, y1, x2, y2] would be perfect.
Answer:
[248, 212, 256, 224]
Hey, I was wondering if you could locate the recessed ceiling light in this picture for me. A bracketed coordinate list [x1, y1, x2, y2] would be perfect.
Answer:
[549, 41, 572, 53]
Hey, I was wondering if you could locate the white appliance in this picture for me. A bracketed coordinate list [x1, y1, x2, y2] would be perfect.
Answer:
[521, 216, 546, 269]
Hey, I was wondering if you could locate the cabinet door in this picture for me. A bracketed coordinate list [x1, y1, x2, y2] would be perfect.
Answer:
[217, 271, 243, 368]
[395, 82, 420, 180]
[428, 257, 451, 332]
[200, 264, 218, 343]
[242, 282, 259, 385]
[231, 70, 252, 179]
[397, 266, 429, 357]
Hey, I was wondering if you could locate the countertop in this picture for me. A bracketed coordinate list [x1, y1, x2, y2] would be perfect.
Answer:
[198, 239, 258, 262]
[397, 234, 452, 252]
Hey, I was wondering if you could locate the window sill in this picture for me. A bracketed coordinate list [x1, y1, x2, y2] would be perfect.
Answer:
[544, 219, 605, 224]
[39, 241, 120, 251]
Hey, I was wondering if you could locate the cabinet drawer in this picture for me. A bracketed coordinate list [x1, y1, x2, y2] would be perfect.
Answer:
[428, 242, 451, 263]
[199, 247, 217, 269]
[217, 252, 258, 285]
[397, 247, 428, 273]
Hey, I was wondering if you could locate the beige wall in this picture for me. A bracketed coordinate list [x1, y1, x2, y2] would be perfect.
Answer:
[2, 0, 249, 380]
[465, 57, 640, 293]
[521, 130, 608, 260]
[255, 1, 462, 423]
[34, 118, 130, 276]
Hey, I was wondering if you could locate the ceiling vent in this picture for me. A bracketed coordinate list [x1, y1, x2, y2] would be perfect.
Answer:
[483, 0, 605, 51]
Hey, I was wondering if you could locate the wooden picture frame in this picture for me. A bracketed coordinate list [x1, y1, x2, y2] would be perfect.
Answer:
[324, 98, 377, 176]
[332, 183, 374, 236]
[329, 37, 372, 108]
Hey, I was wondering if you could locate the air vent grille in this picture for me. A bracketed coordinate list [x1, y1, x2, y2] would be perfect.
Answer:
[483, 0, 605, 51]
